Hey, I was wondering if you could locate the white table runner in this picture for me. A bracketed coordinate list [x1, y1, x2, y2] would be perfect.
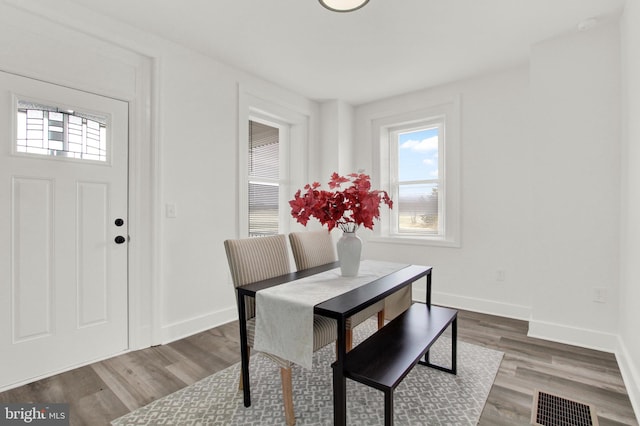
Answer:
[253, 260, 409, 369]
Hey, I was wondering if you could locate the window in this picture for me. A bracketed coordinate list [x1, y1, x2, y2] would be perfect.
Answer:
[390, 120, 443, 236]
[373, 98, 460, 247]
[248, 120, 280, 237]
[238, 85, 310, 239]
[16, 100, 108, 162]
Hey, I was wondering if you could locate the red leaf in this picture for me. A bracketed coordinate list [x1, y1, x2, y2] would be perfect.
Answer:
[289, 172, 393, 231]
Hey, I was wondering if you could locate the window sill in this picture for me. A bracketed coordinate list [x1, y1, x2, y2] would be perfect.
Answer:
[369, 235, 460, 248]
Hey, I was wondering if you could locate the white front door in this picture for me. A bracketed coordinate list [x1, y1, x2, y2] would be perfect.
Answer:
[0, 71, 129, 389]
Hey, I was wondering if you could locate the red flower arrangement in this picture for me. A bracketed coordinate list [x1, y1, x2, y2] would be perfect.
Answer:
[289, 172, 393, 232]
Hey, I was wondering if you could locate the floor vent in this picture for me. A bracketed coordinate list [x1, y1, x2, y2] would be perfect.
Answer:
[532, 390, 599, 426]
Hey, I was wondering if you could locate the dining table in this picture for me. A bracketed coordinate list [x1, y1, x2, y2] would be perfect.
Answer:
[235, 259, 432, 426]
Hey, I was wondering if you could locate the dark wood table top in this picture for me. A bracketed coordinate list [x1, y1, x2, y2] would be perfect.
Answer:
[237, 261, 432, 319]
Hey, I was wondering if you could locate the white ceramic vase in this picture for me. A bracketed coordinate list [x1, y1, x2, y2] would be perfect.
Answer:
[336, 230, 362, 277]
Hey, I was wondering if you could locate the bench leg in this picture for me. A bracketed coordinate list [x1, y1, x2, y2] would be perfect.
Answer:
[384, 389, 394, 426]
[419, 316, 457, 374]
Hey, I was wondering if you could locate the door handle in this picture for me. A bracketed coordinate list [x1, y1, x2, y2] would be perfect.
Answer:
[114, 236, 126, 244]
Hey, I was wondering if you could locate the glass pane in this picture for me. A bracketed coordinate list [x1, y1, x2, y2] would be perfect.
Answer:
[16, 100, 108, 162]
[26, 130, 43, 141]
[48, 130, 63, 141]
[397, 183, 439, 234]
[49, 141, 63, 151]
[398, 127, 439, 182]
[69, 133, 82, 143]
[68, 142, 82, 153]
[249, 121, 279, 180]
[68, 115, 82, 125]
[26, 109, 43, 119]
[49, 111, 63, 121]
[249, 182, 279, 237]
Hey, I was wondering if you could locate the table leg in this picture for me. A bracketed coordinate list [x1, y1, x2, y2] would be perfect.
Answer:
[237, 294, 251, 407]
[426, 270, 432, 308]
[384, 389, 394, 426]
[451, 316, 457, 374]
[332, 317, 347, 426]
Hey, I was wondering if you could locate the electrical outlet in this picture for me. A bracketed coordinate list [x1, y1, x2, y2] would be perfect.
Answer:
[593, 287, 607, 303]
[166, 203, 177, 218]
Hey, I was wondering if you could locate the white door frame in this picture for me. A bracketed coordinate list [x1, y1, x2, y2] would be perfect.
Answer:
[0, 70, 158, 387]
[121, 58, 161, 351]
[0, 73, 131, 389]
[0, 2, 160, 390]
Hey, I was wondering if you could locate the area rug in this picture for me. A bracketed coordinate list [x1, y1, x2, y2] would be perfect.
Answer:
[112, 320, 503, 425]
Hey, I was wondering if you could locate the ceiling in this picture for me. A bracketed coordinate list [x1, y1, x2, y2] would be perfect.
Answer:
[67, 0, 625, 105]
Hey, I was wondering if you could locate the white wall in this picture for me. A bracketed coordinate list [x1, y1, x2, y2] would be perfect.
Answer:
[2, 2, 637, 414]
[158, 46, 241, 339]
[354, 21, 623, 353]
[0, 0, 321, 347]
[355, 65, 534, 320]
[145, 32, 321, 343]
[319, 100, 355, 181]
[528, 22, 621, 350]
[620, 0, 640, 418]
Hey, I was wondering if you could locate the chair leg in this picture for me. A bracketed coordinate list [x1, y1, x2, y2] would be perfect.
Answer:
[280, 367, 295, 425]
[239, 346, 250, 390]
[377, 309, 386, 329]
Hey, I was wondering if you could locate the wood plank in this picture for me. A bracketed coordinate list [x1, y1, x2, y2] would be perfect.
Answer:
[0, 309, 636, 425]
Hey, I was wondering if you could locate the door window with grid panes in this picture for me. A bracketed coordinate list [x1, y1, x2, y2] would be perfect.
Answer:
[16, 100, 107, 162]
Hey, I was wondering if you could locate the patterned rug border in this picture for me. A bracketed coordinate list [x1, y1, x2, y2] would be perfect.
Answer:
[112, 320, 503, 425]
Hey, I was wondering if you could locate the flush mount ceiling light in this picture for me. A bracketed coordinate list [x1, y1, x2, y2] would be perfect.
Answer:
[319, 0, 369, 12]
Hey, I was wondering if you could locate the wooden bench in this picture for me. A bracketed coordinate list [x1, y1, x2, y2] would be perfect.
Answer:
[342, 303, 458, 426]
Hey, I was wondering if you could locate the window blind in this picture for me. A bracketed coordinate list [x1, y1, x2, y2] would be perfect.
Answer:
[248, 120, 279, 237]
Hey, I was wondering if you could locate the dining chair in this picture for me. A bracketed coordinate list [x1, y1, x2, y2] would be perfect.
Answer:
[224, 234, 337, 426]
[288, 230, 388, 351]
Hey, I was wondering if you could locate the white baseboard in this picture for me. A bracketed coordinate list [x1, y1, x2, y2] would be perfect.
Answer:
[416, 288, 531, 321]
[416, 288, 636, 421]
[160, 307, 237, 344]
[527, 319, 618, 353]
[616, 337, 640, 423]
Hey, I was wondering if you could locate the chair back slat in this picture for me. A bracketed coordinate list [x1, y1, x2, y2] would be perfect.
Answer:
[289, 230, 337, 270]
[224, 234, 291, 319]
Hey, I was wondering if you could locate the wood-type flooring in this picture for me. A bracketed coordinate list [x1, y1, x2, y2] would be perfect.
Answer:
[0, 309, 637, 425]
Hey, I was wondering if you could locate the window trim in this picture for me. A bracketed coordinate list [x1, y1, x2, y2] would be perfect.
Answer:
[237, 85, 310, 238]
[370, 96, 461, 248]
